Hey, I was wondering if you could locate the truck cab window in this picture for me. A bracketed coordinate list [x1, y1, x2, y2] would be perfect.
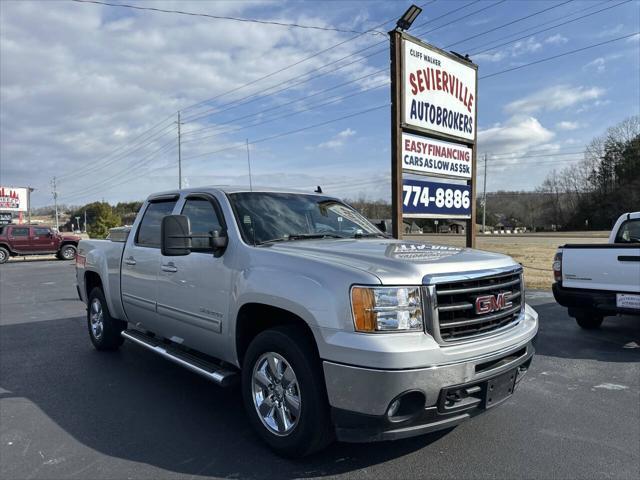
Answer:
[34, 227, 50, 236]
[181, 198, 223, 251]
[135, 200, 177, 248]
[615, 219, 640, 243]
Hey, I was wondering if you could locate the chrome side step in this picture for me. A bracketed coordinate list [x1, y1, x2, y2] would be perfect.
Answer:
[121, 330, 238, 387]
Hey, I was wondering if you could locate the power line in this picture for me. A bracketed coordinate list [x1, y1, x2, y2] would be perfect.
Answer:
[469, 0, 631, 56]
[413, 0, 507, 38]
[56, 114, 176, 181]
[182, 67, 388, 137]
[60, 139, 178, 201]
[479, 32, 639, 79]
[444, 0, 573, 49]
[182, 80, 389, 146]
[70, 0, 379, 35]
[183, 103, 389, 161]
[178, 1, 442, 121]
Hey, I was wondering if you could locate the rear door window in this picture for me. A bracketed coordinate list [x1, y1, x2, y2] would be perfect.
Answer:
[135, 200, 177, 248]
[11, 227, 29, 237]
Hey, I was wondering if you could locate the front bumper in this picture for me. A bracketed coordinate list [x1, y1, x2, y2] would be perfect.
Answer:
[324, 339, 534, 442]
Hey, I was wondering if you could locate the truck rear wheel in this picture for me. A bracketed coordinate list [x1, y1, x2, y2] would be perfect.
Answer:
[87, 287, 126, 350]
[58, 244, 77, 261]
[241, 326, 333, 457]
[0, 247, 9, 264]
[575, 312, 604, 329]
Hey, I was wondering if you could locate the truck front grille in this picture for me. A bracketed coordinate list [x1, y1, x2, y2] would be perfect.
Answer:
[427, 269, 524, 343]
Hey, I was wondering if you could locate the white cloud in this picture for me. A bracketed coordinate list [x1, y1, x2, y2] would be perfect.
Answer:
[584, 57, 606, 73]
[556, 121, 580, 131]
[504, 85, 606, 114]
[478, 116, 555, 155]
[545, 34, 568, 45]
[475, 37, 542, 63]
[0, 1, 381, 205]
[317, 128, 356, 148]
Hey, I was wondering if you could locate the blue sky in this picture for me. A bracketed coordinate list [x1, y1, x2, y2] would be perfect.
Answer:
[1, 0, 638, 207]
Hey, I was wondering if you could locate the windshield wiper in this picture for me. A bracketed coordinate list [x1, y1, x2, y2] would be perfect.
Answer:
[258, 233, 344, 245]
[353, 232, 390, 239]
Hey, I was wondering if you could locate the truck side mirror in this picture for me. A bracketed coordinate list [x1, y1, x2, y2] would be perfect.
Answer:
[211, 230, 228, 250]
[161, 215, 192, 256]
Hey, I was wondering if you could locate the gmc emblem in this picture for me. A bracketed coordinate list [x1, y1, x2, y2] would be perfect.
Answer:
[475, 292, 512, 315]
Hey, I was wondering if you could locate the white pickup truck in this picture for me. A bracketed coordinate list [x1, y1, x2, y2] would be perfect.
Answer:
[75, 187, 538, 456]
[552, 212, 640, 329]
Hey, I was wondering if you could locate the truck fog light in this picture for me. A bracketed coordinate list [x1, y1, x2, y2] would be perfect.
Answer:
[386, 391, 426, 422]
[387, 399, 401, 418]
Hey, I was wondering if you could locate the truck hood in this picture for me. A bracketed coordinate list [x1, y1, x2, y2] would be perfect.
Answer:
[266, 238, 519, 284]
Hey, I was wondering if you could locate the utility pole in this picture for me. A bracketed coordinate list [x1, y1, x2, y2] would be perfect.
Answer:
[177, 111, 182, 189]
[50, 177, 59, 231]
[84, 209, 87, 233]
[246, 139, 253, 191]
[27, 186, 34, 225]
[482, 153, 488, 233]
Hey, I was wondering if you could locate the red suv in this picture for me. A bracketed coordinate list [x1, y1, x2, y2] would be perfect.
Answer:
[0, 225, 81, 264]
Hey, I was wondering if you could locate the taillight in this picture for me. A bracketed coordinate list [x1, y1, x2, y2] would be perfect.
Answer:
[552, 251, 562, 282]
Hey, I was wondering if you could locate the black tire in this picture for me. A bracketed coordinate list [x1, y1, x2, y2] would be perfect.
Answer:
[0, 247, 9, 264]
[87, 287, 126, 350]
[58, 244, 77, 261]
[242, 325, 333, 457]
[575, 312, 604, 329]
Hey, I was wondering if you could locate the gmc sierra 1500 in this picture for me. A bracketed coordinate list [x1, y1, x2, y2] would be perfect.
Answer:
[75, 187, 538, 457]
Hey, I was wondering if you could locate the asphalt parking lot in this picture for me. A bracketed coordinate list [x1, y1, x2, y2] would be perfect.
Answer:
[1, 260, 639, 479]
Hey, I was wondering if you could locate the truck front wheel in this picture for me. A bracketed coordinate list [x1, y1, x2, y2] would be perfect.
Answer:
[87, 287, 126, 350]
[58, 244, 77, 261]
[0, 247, 9, 264]
[575, 312, 604, 329]
[241, 326, 333, 457]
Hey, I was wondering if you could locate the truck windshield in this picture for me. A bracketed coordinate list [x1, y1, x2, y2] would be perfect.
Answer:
[227, 192, 384, 245]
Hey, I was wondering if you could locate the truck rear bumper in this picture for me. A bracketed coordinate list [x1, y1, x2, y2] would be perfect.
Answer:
[323, 339, 534, 442]
[552, 282, 640, 315]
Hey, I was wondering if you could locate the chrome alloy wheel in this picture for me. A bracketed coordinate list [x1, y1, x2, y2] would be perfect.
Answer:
[89, 298, 104, 340]
[252, 352, 301, 436]
[62, 246, 75, 259]
[0, 250, 6, 262]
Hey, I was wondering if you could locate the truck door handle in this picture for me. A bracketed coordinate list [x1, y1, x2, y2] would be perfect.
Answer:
[618, 255, 640, 262]
[124, 256, 137, 266]
[161, 262, 178, 273]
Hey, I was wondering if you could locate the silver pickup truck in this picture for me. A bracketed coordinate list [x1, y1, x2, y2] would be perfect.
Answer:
[75, 187, 538, 457]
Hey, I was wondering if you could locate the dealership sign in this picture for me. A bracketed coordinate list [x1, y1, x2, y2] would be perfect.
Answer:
[0, 213, 12, 225]
[402, 131, 472, 179]
[402, 178, 471, 219]
[0, 187, 28, 212]
[402, 37, 477, 142]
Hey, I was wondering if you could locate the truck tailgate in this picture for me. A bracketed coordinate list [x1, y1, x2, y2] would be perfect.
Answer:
[562, 244, 640, 293]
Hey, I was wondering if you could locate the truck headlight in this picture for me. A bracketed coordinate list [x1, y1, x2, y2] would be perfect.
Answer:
[351, 287, 423, 332]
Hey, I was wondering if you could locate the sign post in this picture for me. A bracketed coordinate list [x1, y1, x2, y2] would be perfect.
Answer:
[390, 29, 404, 240]
[389, 26, 478, 247]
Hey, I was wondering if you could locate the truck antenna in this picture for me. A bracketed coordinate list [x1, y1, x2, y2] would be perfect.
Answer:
[246, 139, 253, 192]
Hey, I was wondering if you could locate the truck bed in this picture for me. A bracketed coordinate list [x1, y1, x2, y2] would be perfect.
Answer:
[561, 243, 640, 293]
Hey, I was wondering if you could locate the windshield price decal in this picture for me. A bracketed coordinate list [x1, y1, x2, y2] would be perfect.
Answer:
[402, 178, 471, 218]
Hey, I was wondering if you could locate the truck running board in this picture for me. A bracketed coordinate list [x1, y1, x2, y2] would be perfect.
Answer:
[121, 330, 238, 387]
